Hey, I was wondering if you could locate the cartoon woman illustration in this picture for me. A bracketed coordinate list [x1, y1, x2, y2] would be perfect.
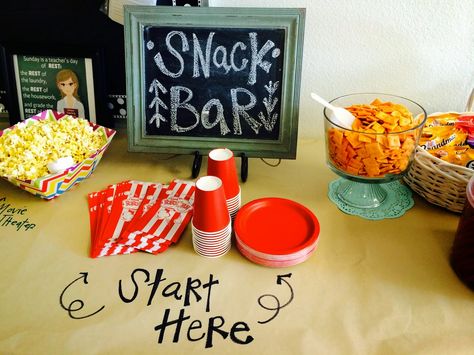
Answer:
[56, 69, 85, 118]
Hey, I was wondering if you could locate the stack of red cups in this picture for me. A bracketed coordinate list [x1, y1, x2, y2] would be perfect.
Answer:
[207, 148, 241, 220]
[192, 176, 232, 258]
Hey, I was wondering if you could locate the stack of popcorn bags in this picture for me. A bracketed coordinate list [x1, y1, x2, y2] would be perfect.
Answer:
[88, 179, 195, 257]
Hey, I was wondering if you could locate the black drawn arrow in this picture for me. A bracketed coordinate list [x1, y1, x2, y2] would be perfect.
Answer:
[257, 273, 294, 324]
[59, 272, 105, 320]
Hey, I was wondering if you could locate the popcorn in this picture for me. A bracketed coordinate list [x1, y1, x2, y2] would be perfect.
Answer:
[0, 117, 107, 181]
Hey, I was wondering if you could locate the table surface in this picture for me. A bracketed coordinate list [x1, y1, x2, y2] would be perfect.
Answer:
[0, 129, 472, 355]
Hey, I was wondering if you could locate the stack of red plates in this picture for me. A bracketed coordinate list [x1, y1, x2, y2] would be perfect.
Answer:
[234, 198, 320, 267]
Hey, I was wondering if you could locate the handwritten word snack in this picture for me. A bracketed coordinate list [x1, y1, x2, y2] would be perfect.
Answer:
[89, 180, 195, 258]
[418, 112, 474, 169]
[327, 99, 424, 178]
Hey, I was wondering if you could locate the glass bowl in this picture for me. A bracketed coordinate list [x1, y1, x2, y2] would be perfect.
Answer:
[323, 93, 427, 217]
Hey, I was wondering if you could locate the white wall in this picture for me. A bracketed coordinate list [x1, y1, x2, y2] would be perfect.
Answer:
[210, 0, 474, 138]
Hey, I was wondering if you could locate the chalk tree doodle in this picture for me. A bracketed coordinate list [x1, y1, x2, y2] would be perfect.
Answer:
[259, 81, 280, 132]
[148, 79, 168, 128]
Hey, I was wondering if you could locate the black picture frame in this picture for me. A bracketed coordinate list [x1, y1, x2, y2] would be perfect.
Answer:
[0, 43, 110, 127]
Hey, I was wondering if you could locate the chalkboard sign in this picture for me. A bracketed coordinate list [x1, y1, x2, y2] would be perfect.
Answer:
[125, 6, 305, 158]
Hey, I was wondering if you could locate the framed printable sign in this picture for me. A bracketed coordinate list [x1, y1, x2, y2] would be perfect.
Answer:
[0, 45, 108, 126]
[124, 6, 305, 159]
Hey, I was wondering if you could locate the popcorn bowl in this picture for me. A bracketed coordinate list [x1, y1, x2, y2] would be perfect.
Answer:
[0, 110, 115, 200]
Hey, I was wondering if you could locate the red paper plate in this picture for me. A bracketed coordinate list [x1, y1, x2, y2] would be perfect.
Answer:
[236, 241, 316, 268]
[234, 198, 320, 255]
[235, 233, 319, 261]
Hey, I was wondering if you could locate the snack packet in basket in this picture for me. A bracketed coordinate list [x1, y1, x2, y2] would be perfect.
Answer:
[457, 114, 474, 147]
[419, 112, 474, 169]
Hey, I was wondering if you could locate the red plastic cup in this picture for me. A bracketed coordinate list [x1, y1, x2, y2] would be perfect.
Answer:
[207, 148, 240, 199]
[193, 176, 230, 232]
[193, 235, 231, 248]
[192, 221, 232, 237]
[192, 223, 232, 258]
[194, 243, 231, 258]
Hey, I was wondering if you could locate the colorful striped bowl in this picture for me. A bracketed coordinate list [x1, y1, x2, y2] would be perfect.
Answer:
[0, 110, 115, 200]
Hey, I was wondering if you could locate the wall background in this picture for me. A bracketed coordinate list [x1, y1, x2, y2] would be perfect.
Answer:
[210, 0, 474, 138]
[1, 1, 472, 139]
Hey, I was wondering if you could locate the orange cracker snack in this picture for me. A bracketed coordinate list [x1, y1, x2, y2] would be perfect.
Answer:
[327, 99, 423, 178]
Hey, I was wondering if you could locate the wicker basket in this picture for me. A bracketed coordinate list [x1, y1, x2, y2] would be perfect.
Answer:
[403, 90, 474, 213]
[404, 146, 473, 213]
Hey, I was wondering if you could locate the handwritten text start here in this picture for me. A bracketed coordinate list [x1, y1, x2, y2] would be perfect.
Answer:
[147, 30, 282, 136]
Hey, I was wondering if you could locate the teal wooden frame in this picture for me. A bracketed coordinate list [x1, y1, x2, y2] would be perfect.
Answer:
[124, 6, 305, 158]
